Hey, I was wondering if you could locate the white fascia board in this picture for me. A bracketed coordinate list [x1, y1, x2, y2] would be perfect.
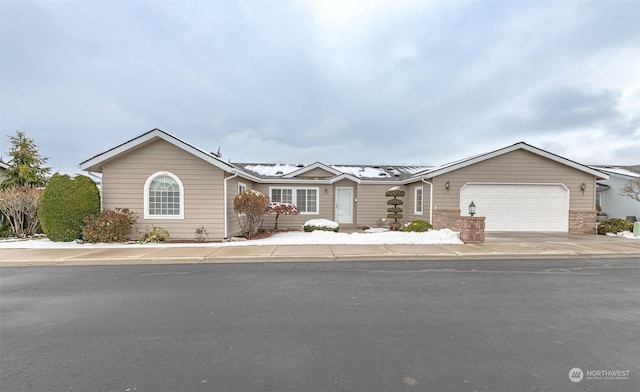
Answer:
[409, 142, 609, 181]
[282, 162, 342, 178]
[590, 167, 634, 180]
[79, 128, 239, 174]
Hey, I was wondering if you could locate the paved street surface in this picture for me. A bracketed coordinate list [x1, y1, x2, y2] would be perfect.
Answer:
[2, 258, 639, 392]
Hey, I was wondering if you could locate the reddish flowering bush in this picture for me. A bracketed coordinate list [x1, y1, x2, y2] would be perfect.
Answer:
[82, 208, 138, 243]
[267, 202, 300, 230]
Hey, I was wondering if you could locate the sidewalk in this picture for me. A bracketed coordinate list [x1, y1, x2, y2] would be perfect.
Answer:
[1, 233, 639, 266]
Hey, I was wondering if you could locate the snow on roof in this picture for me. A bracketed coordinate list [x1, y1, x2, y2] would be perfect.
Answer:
[243, 164, 301, 176]
[592, 167, 640, 178]
[238, 163, 431, 180]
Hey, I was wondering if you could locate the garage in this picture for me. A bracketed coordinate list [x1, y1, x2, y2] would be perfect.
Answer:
[460, 183, 569, 232]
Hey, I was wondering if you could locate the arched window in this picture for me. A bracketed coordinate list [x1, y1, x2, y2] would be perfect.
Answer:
[144, 172, 184, 219]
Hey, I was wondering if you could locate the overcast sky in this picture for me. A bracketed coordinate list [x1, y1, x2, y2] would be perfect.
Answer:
[1, 0, 639, 173]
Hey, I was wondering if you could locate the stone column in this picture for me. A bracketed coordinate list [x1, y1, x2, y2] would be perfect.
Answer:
[459, 216, 486, 243]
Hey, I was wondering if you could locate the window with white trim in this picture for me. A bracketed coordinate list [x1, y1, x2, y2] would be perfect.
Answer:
[238, 182, 247, 194]
[414, 186, 424, 215]
[144, 172, 184, 219]
[270, 187, 318, 214]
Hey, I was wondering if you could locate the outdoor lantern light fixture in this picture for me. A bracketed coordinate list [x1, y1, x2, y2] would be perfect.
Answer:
[469, 201, 476, 217]
[580, 182, 586, 192]
[324, 188, 329, 194]
[445, 181, 450, 190]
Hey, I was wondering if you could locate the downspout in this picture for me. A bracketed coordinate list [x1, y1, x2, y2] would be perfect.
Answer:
[421, 177, 434, 225]
[223, 171, 239, 240]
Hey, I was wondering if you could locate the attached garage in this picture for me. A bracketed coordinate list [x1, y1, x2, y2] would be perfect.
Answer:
[460, 183, 569, 232]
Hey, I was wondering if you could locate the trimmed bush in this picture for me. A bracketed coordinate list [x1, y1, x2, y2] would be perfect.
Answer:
[39, 174, 100, 241]
[402, 220, 433, 232]
[385, 187, 405, 231]
[234, 190, 269, 239]
[303, 219, 339, 233]
[597, 218, 634, 235]
[138, 226, 170, 243]
[82, 208, 138, 243]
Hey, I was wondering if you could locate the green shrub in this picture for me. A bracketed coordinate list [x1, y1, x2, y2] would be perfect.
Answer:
[303, 219, 339, 233]
[402, 220, 433, 232]
[82, 208, 138, 243]
[138, 226, 170, 243]
[39, 174, 100, 241]
[597, 218, 634, 235]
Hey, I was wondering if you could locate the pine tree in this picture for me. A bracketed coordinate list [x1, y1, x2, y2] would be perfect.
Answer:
[1, 130, 51, 189]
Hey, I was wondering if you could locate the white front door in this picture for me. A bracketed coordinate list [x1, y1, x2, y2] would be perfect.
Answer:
[335, 187, 353, 224]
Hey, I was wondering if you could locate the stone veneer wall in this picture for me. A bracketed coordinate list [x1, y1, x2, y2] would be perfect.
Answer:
[433, 209, 461, 231]
[459, 216, 486, 243]
[569, 210, 597, 234]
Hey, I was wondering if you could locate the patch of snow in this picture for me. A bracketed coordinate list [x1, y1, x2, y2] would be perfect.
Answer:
[606, 231, 640, 239]
[0, 229, 464, 248]
[244, 164, 300, 176]
[388, 186, 401, 191]
[592, 167, 640, 178]
[303, 218, 339, 229]
[233, 228, 463, 245]
[364, 228, 389, 233]
[331, 166, 389, 178]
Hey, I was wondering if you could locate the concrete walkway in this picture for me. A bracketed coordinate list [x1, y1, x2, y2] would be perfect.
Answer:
[1, 233, 639, 266]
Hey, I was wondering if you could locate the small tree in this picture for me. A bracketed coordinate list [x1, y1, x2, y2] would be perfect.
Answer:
[385, 187, 405, 231]
[39, 173, 100, 241]
[1, 130, 51, 189]
[267, 202, 300, 230]
[0, 186, 43, 237]
[233, 190, 269, 239]
[621, 179, 640, 203]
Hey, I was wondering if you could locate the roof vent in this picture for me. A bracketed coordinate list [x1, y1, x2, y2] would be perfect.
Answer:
[296, 164, 304, 168]
[275, 171, 284, 175]
[379, 173, 387, 177]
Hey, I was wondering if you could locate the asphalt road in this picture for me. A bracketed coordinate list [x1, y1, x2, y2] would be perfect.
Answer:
[1, 258, 639, 392]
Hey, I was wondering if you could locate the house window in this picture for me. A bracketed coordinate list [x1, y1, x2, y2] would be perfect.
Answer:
[271, 188, 293, 204]
[270, 187, 319, 214]
[144, 172, 184, 219]
[238, 182, 247, 194]
[415, 186, 424, 215]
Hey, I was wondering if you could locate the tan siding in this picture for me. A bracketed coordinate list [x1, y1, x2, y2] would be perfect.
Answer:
[432, 149, 596, 211]
[356, 184, 397, 228]
[225, 177, 258, 238]
[404, 182, 432, 224]
[295, 168, 334, 178]
[254, 183, 333, 229]
[101, 139, 226, 240]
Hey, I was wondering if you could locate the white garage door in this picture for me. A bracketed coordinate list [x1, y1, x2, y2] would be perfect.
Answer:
[460, 184, 569, 232]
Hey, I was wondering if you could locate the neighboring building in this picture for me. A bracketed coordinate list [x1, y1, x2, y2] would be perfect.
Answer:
[0, 159, 9, 185]
[79, 128, 608, 240]
[591, 166, 640, 221]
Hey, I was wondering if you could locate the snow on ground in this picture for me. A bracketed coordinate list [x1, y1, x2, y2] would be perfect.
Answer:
[0, 229, 463, 249]
[606, 231, 640, 239]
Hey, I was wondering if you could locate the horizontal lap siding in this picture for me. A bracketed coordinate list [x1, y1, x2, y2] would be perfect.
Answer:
[404, 182, 432, 224]
[101, 139, 226, 240]
[356, 184, 395, 228]
[432, 150, 596, 211]
[226, 177, 257, 237]
[254, 183, 333, 230]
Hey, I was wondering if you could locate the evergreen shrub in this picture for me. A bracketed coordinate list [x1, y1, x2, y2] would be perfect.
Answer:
[39, 174, 100, 241]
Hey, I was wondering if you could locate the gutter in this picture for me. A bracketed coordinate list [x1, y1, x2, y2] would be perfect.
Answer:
[421, 177, 434, 225]
[223, 171, 239, 239]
